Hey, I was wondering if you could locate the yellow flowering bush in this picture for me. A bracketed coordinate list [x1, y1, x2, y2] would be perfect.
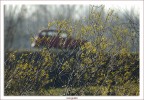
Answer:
[5, 50, 54, 95]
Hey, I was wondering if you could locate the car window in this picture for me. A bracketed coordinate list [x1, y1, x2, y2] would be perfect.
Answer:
[47, 31, 58, 36]
[41, 31, 46, 36]
[60, 32, 67, 38]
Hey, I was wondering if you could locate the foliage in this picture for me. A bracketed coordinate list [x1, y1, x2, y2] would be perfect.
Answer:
[4, 50, 139, 95]
[5, 50, 53, 95]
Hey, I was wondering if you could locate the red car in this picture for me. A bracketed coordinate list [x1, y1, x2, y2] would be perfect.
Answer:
[31, 29, 87, 49]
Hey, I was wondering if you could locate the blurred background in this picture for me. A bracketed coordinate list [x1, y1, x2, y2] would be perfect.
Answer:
[4, 4, 139, 52]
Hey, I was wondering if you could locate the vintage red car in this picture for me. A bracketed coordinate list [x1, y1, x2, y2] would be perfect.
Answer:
[31, 29, 87, 49]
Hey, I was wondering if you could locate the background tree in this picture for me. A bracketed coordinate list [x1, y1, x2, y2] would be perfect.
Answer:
[4, 5, 27, 51]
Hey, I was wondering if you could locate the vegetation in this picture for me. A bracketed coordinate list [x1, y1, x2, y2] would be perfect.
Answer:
[4, 5, 139, 96]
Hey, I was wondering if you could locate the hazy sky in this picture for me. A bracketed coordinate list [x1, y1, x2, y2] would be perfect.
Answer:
[3, 1, 141, 20]
[95, 1, 140, 14]
[3, 1, 141, 11]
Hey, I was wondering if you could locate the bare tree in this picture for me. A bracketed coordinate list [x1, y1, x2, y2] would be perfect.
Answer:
[4, 5, 27, 51]
[122, 7, 139, 52]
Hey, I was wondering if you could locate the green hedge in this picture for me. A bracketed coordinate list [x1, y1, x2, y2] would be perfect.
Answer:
[4, 50, 139, 95]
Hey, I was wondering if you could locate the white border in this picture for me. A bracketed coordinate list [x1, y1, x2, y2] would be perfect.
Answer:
[0, 0, 143, 100]
[140, 0, 144, 98]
